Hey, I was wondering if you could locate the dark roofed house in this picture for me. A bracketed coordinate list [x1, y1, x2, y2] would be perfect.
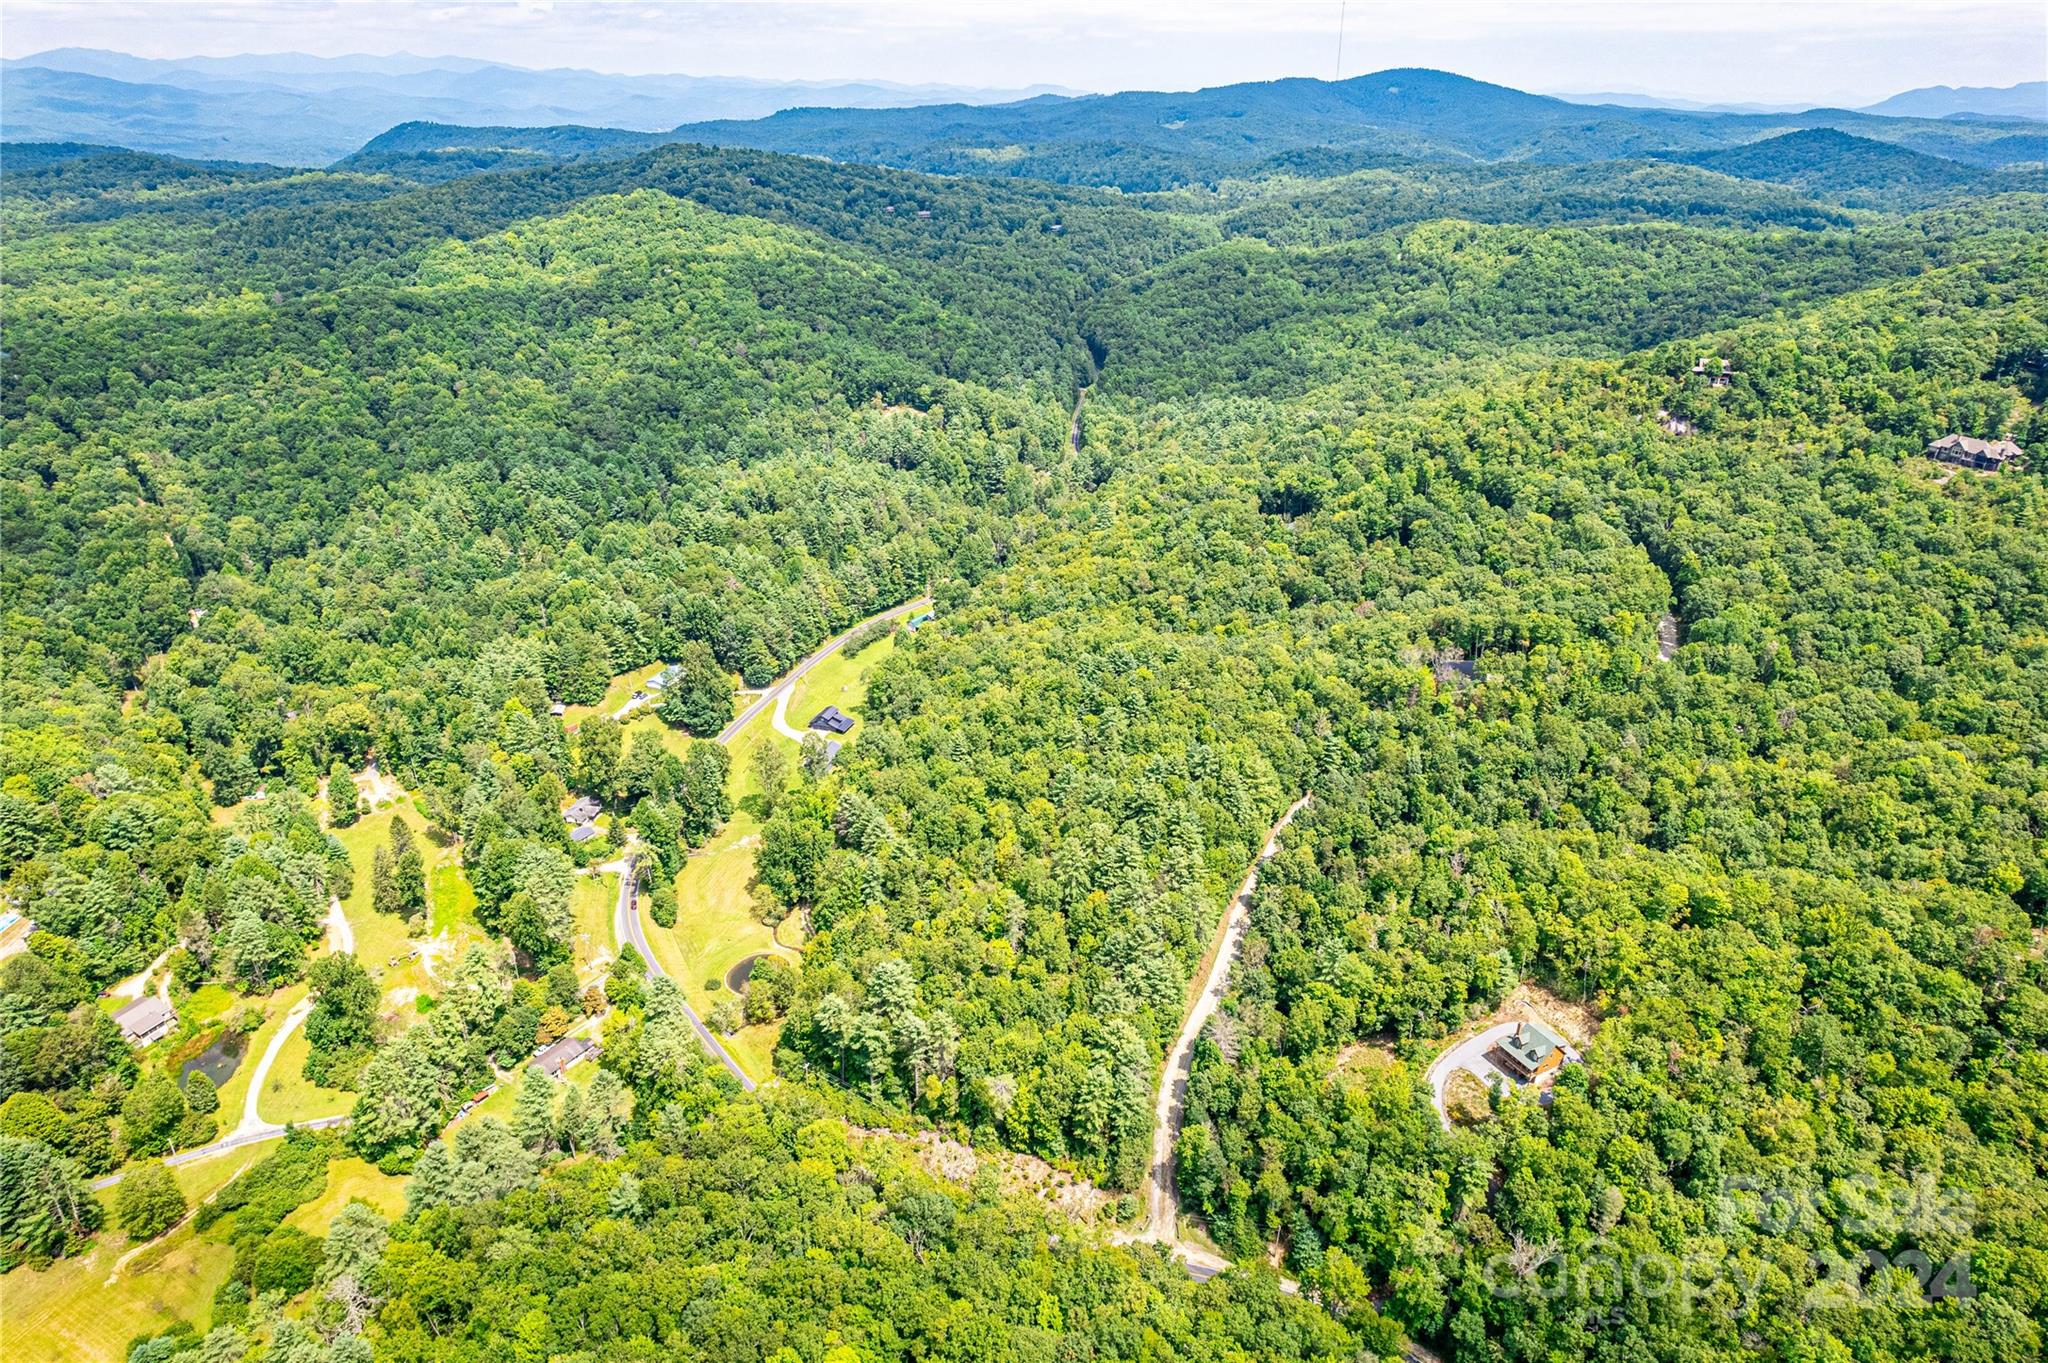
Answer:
[1927, 434, 2023, 472]
[533, 1035, 597, 1079]
[114, 996, 177, 1047]
[809, 705, 855, 734]
[563, 796, 602, 826]
[1491, 1020, 1567, 1083]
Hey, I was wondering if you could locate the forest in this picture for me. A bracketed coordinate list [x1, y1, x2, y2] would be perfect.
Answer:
[0, 88, 2044, 1363]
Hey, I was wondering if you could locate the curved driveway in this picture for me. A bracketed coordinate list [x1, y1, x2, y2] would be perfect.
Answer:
[615, 594, 930, 1091]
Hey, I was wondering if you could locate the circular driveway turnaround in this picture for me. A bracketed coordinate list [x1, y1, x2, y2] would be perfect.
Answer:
[1425, 1020, 1582, 1127]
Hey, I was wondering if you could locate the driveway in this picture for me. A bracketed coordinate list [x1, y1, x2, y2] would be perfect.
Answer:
[1425, 1020, 1581, 1126]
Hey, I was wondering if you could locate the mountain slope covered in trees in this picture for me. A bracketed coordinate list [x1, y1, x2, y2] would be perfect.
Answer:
[1, 89, 2044, 1363]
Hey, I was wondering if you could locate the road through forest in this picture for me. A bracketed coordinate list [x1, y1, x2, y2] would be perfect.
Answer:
[1129, 794, 1313, 1277]
[615, 593, 933, 1090]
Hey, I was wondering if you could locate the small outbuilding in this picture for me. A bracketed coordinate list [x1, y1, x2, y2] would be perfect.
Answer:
[549, 701, 567, 717]
[114, 996, 177, 1047]
[808, 705, 855, 734]
[647, 664, 683, 691]
[533, 1035, 598, 1079]
[563, 796, 602, 826]
[569, 823, 601, 844]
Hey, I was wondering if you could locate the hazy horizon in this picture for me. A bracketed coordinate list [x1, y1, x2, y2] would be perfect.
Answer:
[5, 0, 2045, 111]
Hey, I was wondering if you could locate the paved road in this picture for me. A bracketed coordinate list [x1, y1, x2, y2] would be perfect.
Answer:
[612, 594, 931, 1089]
[90, 1114, 351, 1189]
[1127, 795, 1311, 1272]
[716, 596, 930, 744]
[608, 855, 756, 1092]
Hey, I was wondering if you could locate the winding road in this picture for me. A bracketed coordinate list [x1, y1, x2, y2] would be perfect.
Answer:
[614, 594, 932, 1091]
[1125, 794, 1312, 1276]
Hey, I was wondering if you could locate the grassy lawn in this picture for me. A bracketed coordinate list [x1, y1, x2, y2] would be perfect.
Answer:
[786, 627, 898, 734]
[211, 982, 307, 1126]
[330, 794, 485, 1002]
[572, 871, 617, 976]
[283, 1157, 407, 1234]
[428, 860, 478, 938]
[330, 803, 428, 974]
[176, 983, 235, 1027]
[262, 1020, 355, 1127]
[0, 1154, 258, 1363]
[563, 663, 671, 727]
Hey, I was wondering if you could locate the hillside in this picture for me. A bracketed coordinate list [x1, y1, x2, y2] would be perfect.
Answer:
[1861, 79, 2048, 120]
[1673, 127, 2038, 209]
[2, 75, 2045, 1363]
[663, 68, 2048, 187]
[0, 47, 1069, 165]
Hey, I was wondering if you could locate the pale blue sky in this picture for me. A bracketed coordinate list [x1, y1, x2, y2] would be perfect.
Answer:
[6, 1, 2044, 108]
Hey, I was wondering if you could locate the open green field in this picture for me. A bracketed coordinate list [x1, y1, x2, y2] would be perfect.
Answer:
[0, 1151, 259, 1363]
[262, 1019, 356, 1126]
[561, 661, 690, 728]
[210, 982, 307, 1126]
[572, 871, 617, 976]
[330, 792, 485, 1000]
[787, 625, 899, 735]
[283, 1156, 407, 1234]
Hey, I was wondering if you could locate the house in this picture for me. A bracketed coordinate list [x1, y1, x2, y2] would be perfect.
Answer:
[647, 664, 683, 692]
[1491, 1020, 1567, 1082]
[532, 1035, 598, 1079]
[905, 610, 936, 631]
[563, 796, 602, 826]
[808, 705, 855, 734]
[1926, 434, 2023, 472]
[1691, 357, 1736, 388]
[569, 823, 601, 844]
[114, 996, 177, 1047]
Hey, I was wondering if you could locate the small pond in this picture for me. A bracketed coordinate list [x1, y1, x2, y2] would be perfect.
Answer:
[179, 1029, 248, 1088]
[725, 953, 765, 993]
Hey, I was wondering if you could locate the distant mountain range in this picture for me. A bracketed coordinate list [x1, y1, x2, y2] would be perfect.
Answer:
[0, 48, 1076, 165]
[1860, 80, 2046, 121]
[1554, 80, 2045, 121]
[632, 69, 2046, 191]
[5, 51, 2045, 190]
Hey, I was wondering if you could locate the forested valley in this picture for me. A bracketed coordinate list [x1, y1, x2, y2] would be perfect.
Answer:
[2, 88, 2045, 1363]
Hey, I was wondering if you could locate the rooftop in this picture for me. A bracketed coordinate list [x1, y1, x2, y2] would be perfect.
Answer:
[533, 1035, 598, 1078]
[809, 705, 855, 734]
[113, 995, 177, 1044]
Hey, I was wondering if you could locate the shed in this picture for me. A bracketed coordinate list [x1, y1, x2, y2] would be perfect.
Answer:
[532, 1035, 597, 1079]
[569, 823, 600, 844]
[563, 796, 602, 826]
[114, 996, 177, 1047]
[809, 705, 855, 734]
[821, 739, 844, 771]
[549, 701, 567, 717]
